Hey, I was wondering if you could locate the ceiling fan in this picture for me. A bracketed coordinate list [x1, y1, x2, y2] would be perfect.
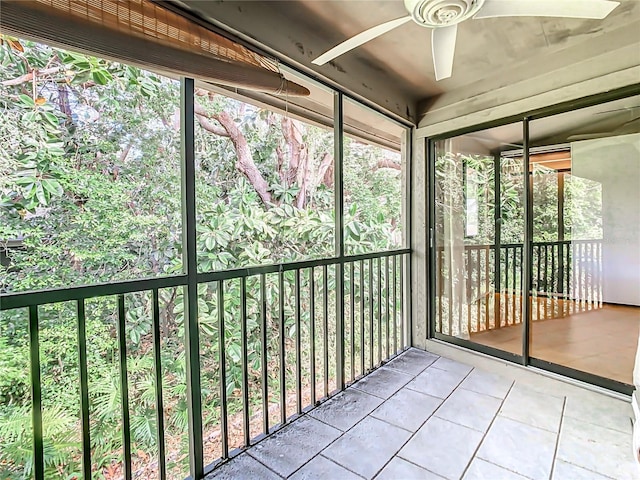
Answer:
[312, 0, 620, 81]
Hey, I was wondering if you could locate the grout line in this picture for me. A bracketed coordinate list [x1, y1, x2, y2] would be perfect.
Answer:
[457, 384, 512, 401]
[383, 360, 437, 376]
[548, 396, 567, 480]
[555, 459, 619, 480]
[351, 382, 412, 401]
[496, 413, 561, 435]
[458, 380, 516, 479]
[562, 412, 634, 436]
[367, 365, 476, 478]
[316, 454, 367, 479]
[367, 412, 415, 434]
[391, 456, 448, 479]
[283, 353, 421, 479]
[473, 457, 531, 479]
[243, 450, 287, 479]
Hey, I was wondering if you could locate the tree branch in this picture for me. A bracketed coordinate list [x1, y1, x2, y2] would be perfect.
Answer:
[1, 66, 63, 86]
[195, 114, 230, 137]
[214, 110, 272, 205]
[191, 98, 272, 205]
[119, 143, 133, 163]
[317, 153, 334, 188]
[194, 103, 229, 137]
[376, 158, 401, 171]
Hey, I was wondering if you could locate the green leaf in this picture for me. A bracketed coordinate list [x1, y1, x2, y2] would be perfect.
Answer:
[35, 182, 47, 205]
[42, 111, 59, 127]
[72, 59, 91, 70]
[14, 176, 36, 186]
[72, 70, 91, 84]
[42, 179, 63, 197]
[92, 69, 112, 85]
[18, 94, 35, 107]
[46, 142, 65, 157]
[21, 111, 39, 123]
[227, 340, 241, 361]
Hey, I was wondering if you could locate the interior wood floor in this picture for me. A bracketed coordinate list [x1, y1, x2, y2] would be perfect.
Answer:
[470, 303, 640, 384]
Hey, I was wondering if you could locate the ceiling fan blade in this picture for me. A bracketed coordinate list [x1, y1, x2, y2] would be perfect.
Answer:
[474, 0, 620, 20]
[432, 24, 458, 81]
[312, 16, 411, 66]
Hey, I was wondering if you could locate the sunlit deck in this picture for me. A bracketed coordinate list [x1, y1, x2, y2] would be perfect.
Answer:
[205, 348, 636, 480]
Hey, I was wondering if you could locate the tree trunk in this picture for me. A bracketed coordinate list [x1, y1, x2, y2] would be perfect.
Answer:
[280, 117, 311, 209]
[191, 101, 273, 206]
[214, 110, 273, 205]
[317, 153, 334, 189]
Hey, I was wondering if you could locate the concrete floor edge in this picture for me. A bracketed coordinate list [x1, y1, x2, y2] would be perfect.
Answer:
[424, 338, 631, 402]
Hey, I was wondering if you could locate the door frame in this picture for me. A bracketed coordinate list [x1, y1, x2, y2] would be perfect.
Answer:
[425, 84, 640, 395]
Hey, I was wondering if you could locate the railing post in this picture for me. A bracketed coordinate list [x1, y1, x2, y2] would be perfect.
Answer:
[334, 91, 345, 390]
[181, 77, 204, 479]
[77, 299, 92, 480]
[117, 295, 132, 480]
[28, 305, 44, 480]
[151, 290, 167, 480]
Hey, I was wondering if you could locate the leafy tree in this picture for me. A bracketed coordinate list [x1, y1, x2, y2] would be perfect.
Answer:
[0, 36, 403, 479]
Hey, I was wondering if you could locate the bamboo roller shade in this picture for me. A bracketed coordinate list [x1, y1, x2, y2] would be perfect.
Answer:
[0, 0, 310, 96]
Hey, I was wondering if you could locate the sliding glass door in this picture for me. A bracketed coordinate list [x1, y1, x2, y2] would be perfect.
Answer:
[431, 93, 640, 391]
[528, 96, 640, 386]
[433, 123, 525, 357]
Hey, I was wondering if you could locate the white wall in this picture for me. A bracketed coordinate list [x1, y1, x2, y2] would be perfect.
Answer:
[571, 133, 640, 306]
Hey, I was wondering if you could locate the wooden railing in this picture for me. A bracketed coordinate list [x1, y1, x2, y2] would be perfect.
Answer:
[435, 239, 602, 336]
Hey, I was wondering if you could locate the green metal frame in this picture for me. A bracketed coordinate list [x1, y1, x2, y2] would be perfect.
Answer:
[0, 60, 412, 478]
[334, 91, 346, 390]
[181, 77, 205, 479]
[522, 117, 532, 364]
[0, 250, 410, 311]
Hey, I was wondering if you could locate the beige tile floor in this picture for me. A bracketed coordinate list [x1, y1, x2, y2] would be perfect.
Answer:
[206, 347, 637, 480]
[470, 304, 640, 384]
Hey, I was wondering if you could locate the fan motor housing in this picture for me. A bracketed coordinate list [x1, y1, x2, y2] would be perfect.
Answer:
[404, 0, 485, 27]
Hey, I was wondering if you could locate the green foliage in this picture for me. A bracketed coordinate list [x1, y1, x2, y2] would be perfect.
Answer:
[0, 337, 29, 405]
[0, 36, 403, 478]
[0, 405, 80, 479]
[434, 152, 596, 246]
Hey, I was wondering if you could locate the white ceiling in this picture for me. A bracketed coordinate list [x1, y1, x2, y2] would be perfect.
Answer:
[440, 94, 640, 154]
[176, 0, 640, 127]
